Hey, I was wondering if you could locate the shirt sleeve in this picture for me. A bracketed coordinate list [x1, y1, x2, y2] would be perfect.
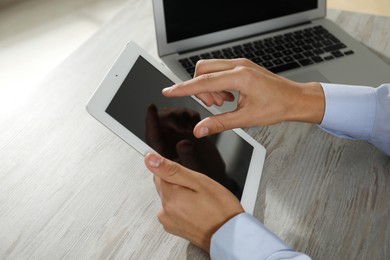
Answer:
[210, 84, 390, 259]
[320, 83, 390, 155]
[210, 213, 311, 260]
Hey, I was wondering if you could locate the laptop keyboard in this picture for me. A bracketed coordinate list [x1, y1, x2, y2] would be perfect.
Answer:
[178, 25, 354, 78]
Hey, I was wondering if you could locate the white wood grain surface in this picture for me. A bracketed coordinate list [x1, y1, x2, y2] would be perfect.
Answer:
[0, 1, 389, 259]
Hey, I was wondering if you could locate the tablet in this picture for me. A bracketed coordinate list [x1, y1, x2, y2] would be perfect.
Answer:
[86, 42, 266, 213]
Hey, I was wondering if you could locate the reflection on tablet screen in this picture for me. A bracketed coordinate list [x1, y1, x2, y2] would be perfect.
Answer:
[106, 56, 253, 199]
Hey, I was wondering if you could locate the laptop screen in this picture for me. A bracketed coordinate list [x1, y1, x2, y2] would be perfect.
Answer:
[164, 0, 318, 43]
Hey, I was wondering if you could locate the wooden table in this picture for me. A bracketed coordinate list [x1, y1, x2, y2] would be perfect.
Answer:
[1, 1, 389, 259]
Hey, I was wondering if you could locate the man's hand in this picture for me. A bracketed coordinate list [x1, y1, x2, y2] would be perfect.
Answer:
[144, 152, 244, 252]
[162, 58, 325, 138]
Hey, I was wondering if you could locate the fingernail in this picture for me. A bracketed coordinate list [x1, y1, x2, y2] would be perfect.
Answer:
[162, 86, 173, 93]
[148, 154, 162, 168]
[199, 127, 209, 138]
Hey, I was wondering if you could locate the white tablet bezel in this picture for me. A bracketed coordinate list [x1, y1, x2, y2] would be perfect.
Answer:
[86, 42, 266, 214]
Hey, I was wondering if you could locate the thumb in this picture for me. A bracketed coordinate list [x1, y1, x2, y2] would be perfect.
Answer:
[193, 111, 243, 138]
[144, 152, 200, 190]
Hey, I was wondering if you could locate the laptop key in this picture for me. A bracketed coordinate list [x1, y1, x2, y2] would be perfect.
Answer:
[284, 42, 295, 49]
[312, 42, 323, 49]
[244, 52, 255, 59]
[313, 27, 328, 34]
[201, 53, 212, 59]
[302, 45, 313, 51]
[234, 49, 244, 55]
[244, 46, 255, 52]
[322, 40, 333, 46]
[264, 47, 276, 54]
[251, 57, 262, 64]
[324, 55, 334, 61]
[274, 45, 285, 51]
[268, 62, 300, 73]
[186, 67, 195, 75]
[298, 59, 314, 66]
[303, 51, 314, 57]
[272, 52, 283, 59]
[344, 50, 354, 55]
[262, 61, 274, 68]
[254, 43, 266, 50]
[261, 55, 273, 61]
[272, 59, 284, 65]
[189, 55, 201, 64]
[179, 58, 193, 69]
[293, 53, 304, 60]
[293, 47, 304, 53]
[294, 40, 305, 46]
[331, 50, 344, 58]
[223, 52, 235, 58]
[312, 56, 324, 63]
[323, 43, 347, 52]
[212, 53, 224, 59]
[254, 50, 265, 56]
[313, 49, 325, 55]
[211, 50, 224, 59]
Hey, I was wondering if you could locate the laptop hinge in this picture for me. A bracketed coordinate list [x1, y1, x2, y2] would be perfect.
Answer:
[178, 21, 312, 55]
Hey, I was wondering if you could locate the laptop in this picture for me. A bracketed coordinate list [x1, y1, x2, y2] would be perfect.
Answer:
[153, 0, 390, 111]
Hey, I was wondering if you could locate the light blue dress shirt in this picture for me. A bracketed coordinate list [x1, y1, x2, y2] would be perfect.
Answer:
[210, 83, 390, 260]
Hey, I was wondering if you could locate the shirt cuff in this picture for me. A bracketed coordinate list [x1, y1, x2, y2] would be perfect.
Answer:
[210, 213, 293, 260]
[319, 83, 376, 140]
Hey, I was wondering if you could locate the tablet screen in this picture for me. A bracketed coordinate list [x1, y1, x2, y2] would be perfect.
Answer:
[106, 56, 253, 199]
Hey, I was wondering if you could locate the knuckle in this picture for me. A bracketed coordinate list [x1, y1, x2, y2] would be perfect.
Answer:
[195, 59, 207, 75]
[213, 117, 227, 133]
[161, 198, 168, 209]
[236, 58, 252, 66]
[157, 208, 167, 225]
[198, 73, 213, 83]
[161, 198, 172, 212]
[196, 59, 207, 67]
[157, 210, 172, 234]
[233, 66, 254, 84]
[195, 93, 212, 107]
[234, 65, 251, 74]
[166, 161, 181, 177]
[163, 201, 175, 215]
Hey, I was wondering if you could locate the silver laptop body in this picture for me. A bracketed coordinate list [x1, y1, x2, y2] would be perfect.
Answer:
[153, 0, 390, 111]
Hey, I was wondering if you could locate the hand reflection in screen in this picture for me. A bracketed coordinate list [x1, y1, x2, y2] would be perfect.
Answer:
[145, 104, 239, 196]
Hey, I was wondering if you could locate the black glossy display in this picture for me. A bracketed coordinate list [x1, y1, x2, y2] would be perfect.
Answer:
[163, 0, 318, 43]
[106, 56, 254, 199]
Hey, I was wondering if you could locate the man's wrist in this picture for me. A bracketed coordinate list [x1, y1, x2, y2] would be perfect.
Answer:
[285, 82, 325, 124]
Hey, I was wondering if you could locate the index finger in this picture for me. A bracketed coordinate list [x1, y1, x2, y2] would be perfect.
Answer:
[163, 58, 263, 98]
[162, 67, 245, 98]
[194, 58, 259, 77]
